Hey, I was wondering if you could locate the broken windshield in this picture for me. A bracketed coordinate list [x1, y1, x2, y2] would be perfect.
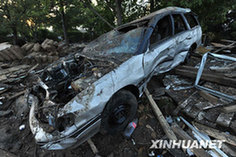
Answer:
[82, 27, 145, 56]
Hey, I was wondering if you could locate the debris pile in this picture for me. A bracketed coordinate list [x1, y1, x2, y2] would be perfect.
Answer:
[0, 39, 86, 64]
[145, 39, 236, 156]
[0, 39, 89, 156]
[1, 38, 236, 156]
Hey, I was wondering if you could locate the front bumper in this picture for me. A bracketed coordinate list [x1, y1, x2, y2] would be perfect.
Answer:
[29, 95, 101, 150]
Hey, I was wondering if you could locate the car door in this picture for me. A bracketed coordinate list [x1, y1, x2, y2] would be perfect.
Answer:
[183, 12, 202, 46]
[172, 14, 192, 54]
[143, 15, 176, 76]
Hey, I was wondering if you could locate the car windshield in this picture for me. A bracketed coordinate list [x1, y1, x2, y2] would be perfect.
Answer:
[82, 27, 145, 56]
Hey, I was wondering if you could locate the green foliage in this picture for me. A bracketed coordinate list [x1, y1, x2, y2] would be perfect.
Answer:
[157, 0, 235, 32]
[231, 31, 236, 39]
[231, 21, 236, 31]
[67, 30, 90, 42]
[0, 0, 236, 44]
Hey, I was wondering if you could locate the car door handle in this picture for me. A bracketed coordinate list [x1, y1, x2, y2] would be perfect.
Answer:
[186, 36, 192, 40]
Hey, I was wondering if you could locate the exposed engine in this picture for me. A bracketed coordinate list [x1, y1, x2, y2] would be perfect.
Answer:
[30, 53, 116, 132]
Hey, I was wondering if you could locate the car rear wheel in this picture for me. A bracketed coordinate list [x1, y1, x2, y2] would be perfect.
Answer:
[100, 90, 138, 135]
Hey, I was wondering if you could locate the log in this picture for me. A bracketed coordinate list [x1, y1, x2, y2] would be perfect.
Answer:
[213, 42, 236, 53]
[144, 88, 177, 140]
[3, 49, 16, 60]
[0, 50, 11, 61]
[9, 46, 24, 59]
[33, 43, 41, 52]
[25, 43, 34, 52]
[194, 122, 236, 147]
[211, 42, 229, 48]
[175, 66, 236, 88]
[171, 123, 211, 157]
[221, 39, 236, 43]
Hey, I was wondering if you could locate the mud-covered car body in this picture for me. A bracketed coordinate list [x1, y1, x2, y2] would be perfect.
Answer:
[29, 7, 202, 150]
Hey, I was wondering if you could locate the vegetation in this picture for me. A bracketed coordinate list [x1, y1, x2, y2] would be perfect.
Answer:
[0, 0, 235, 45]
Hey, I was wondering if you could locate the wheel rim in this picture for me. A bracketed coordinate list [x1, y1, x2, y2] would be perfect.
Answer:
[109, 104, 129, 125]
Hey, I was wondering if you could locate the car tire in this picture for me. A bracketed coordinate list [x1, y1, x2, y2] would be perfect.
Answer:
[100, 90, 138, 135]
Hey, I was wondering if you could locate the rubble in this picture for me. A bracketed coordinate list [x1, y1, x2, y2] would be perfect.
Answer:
[0, 39, 86, 64]
[141, 38, 236, 157]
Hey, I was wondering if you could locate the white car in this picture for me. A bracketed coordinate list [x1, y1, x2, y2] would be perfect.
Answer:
[29, 7, 202, 150]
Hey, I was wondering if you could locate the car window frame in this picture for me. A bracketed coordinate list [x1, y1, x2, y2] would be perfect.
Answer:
[149, 14, 174, 50]
[172, 13, 189, 35]
[184, 12, 199, 29]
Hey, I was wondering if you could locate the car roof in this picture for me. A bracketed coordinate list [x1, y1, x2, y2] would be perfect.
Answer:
[116, 7, 191, 31]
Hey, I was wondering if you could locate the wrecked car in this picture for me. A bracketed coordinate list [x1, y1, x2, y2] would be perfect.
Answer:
[29, 7, 202, 150]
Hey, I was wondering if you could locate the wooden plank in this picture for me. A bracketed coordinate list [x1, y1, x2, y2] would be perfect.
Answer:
[9, 46, 24, 59]
[0, 50, 11, 61]
[0, 75, 7, 82]
[0, 65, 30, 76]
[216, 113, 234, 127]
[144, 88, 177, 140]
[222, 104, 236, 113]
[222, 143, 236, 157]
[175, 66, 236, 88]
[8, 90, 26, 100]
[213, 42, 236, 53]
[172, 91, 198, 116]
[199, 91, 218, 104]
[221, 39, 236, 43]
[194, 122, 236, 147]
[211, 42, 228, 48]
[230, 120, 236, 133]
[171, 123, 211, 157]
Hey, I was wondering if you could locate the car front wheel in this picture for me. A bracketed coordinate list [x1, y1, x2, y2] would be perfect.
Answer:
[100, 90, 138, 135]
